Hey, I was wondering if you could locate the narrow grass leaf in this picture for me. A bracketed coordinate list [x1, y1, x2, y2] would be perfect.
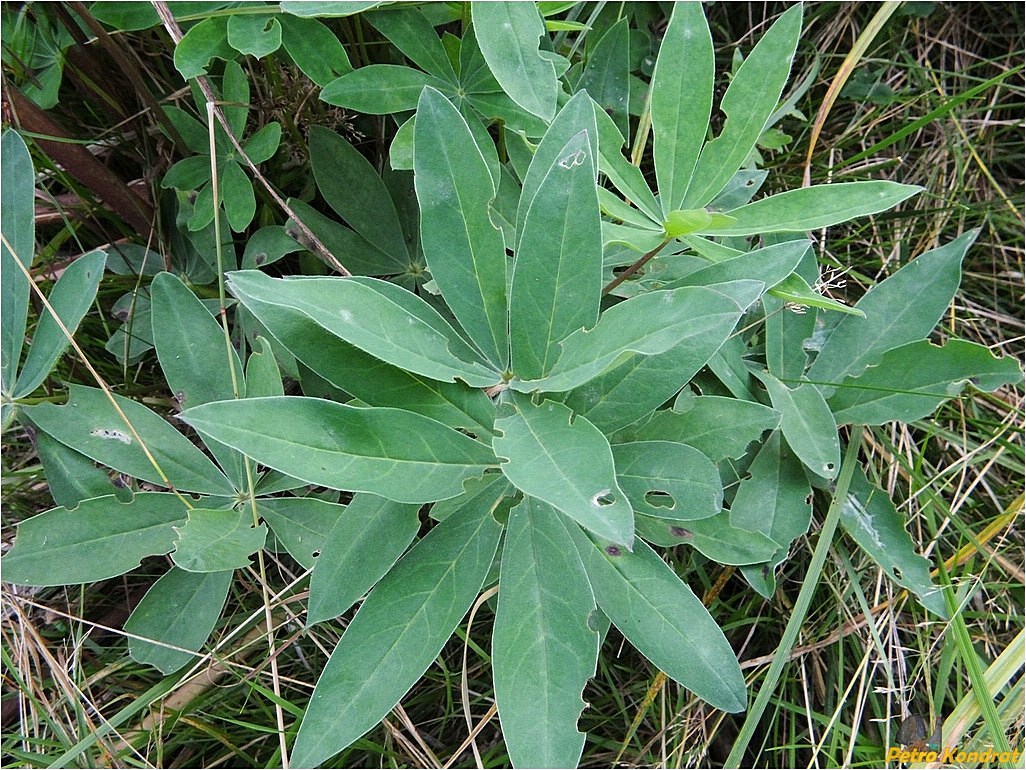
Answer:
[25, 385, 235, 496]
[650, 2, 713, 213]
[307, 494, 420, 624]
[290, 492, 502, 769]
[510, 131, 601, 380]
[683, 5, 801, 207]
[415, 88, 509, 368]
[125, 567, 232, 674]
[4, 492, 188, 586]
[493, 397, 633, 546]
[14, 250, 106, 398]
[755, 371, 840, 479]
[612, 441, 722, 521]
[181, 396, 496, 503]
[565, 523, 747, 712]
[472, 2, 558, 121]
[227, 271, 502, 387]
[493, 498, 598, 769]
[808, 230, 975, 394]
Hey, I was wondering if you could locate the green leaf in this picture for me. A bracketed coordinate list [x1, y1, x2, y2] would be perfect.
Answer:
[35, 431, 119, 509]
[663, 209, 736, 238]
[242, 121, 281, 164]
[365, 8, 457, 82]
[14, 250, 105, 398]
[150, 271, 242, 410]
[671, 239, 811, 293]
[612, 441, 722, 522]
[221, 160, 256, 233]
[493, 397, 633, 546]
[161, 155, 211, 191]
[510, 131, 601, 380]
[125, 567, 232, 674]
[471, 2, 558, 121]
[710, 182, 922, 236]
[226, 13, 282, 59]
[414, 88, 509, 368]
[634, 511, 781, 566]
[26, 385, 235, 496]
[309, 126, 409, 262]
[650, 2, 713, 213]
[754, 371, 840, 479]
[1, 130, 33, 396]
[841, 467, 947, 617]
[258, 496, 341, 570]
[320, 65, 452, 113]
[620, 394, 781, 461]
[171, 508, 266, 572]
[807, 231, 976, 394]
[577, 18, 630, 139]
[245, 336, 284, 398]
[234, 290, 495, 433]
[594, 107, 661, 223]
[3, 492, 188, 586]
[559, 282, 765, 433]
[516, 282, 761, 393]
[290, 488, 502, 769]
[241, 225, 301, 269]
[828, 339, 1023, 426]
[287, 199, 403, 276]
[307, 494, 421, 624]
[174, 16, 233, 80]
[683, 5, 802, 207]
[227, 271, 502, 387]
[181, 396, 496, 503]
[493, 498, 598, 769]
[768, 273, 863, 315]
[281, 1, 384, 18]
[565, 523, 747, 712]
[279, 14, 352, 86]
[515, 91, 598, 248]
[90, 1, 230, 31]
[428, 472, 512, 522]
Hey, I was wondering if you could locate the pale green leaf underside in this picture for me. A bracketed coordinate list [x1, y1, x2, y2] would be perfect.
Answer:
[493, 498, 598, 769]
[290, 491, 502, 769]
[182, 397, 496, 503]
[259, 496, 341, 570]
[634, 511, 781, 566]
[613, 441, 722, 521]
[171, 509, 266, 572]
[494, 397, 633, 546]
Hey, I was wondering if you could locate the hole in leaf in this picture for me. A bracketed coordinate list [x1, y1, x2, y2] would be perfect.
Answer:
[593, 490, 615, 507]
[892, 567, 903, 581]
[645, 491, 675, 509]
[825, 462, 836, 473]
[669, 526, 692, 539]
[605, 545, 622, 557]
[312, 550, 321, 558]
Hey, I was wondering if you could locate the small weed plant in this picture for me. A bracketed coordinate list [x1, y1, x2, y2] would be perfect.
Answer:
[2, 2, 1021, 768]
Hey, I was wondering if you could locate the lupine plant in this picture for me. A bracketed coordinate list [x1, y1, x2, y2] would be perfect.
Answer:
[3, 3, 1021, 768]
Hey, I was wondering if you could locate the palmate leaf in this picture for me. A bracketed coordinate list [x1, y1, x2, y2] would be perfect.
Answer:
[181, 396, 496, 503]
[4, 492, 188, 586]
[493, 498, 599, 769]
[564, 521, 747, 713]
[307, 494, 421, 624]
[493, 396, 634, 546]
[25, 385, 235, 496]
[510, 130, 601, 380]
[227, 271, 502, 388]
[513, 281, 762, 393]
[415, 88, 509, 368]
[828, 339, 1023, 425]
[807, 230, 977, 394]
[682, 4, 802, 208]
[650, 2, 713, 214]
[290, 486, 502, 769]
[125, 567, 232, 674]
